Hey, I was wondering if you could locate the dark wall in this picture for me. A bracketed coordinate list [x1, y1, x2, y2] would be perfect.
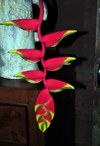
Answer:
[0, 0, 97, 146]
[43, 0, 97, 146]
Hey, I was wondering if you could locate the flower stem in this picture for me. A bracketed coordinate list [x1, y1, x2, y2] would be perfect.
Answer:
[41, 42, 47, 87]
[43, 68, 47, 86]
[38, 0, 46, 88]
[38, 0, 44, 42]
[41, 43, 45, 57]
[38, 0, 44, 24]
[38, 25, 43, 43]
[41, 56, 47, 85]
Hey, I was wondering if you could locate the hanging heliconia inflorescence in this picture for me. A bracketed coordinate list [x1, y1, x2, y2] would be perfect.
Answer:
[0, 0, 77, 132]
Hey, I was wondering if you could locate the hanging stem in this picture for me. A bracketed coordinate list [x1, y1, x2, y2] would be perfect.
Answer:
[41, 55, 45, 67]
[41, 43, 46, 77]
[41, 43, 45, 57]
[38, 0, 46, 87]
[41, 42, 47, 87]
[41, 53, 47, 87]
[37, 0, 44, 42]
[38, 0, 44, 24]
[38, 25, 43, 42]
[43, 69, 47, 86]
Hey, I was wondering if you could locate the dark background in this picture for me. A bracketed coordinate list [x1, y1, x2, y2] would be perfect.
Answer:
[34, 0, 96, 146]
[0, 0, 97, 146]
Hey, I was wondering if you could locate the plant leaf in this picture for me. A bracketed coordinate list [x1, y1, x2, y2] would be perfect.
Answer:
[42, 30, 77, 47]
[44, 57, 76, 71]
[35, 89, 55, 132]
[45, 79, 75, 92]
[14, 70, 44, 83]
[8, 49, 43, 62]
[0, 19, 39, 31]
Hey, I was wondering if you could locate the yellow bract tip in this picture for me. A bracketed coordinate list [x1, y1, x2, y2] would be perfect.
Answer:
[67, 57, 76, 60]
[67, 30, 77, 33]
[0, 20, 14, 25]
[14, 73, 23, 77]
[8, 50, 17, 53]
[67, 83, 75, 89]
[39, 123, 46, 132]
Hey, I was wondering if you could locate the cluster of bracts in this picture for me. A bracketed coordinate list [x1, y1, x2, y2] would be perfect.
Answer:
[0, 0, 77, 132]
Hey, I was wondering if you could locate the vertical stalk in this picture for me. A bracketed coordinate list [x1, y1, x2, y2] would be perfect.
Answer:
[41, 46, 47, 86]
[41, 43, 45, 57]
[43, 68, 47, 86]
[38, 25, 43, 42]
[38, 0, 44, 24]
[38, 0, 44, 42]
[38, 0, 47, 87]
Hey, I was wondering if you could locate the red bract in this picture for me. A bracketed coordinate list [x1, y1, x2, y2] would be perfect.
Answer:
[44, 57, 76, 71]
[8, 49, 43, 62]
[14, 70, 44, 83]
[35, 89, 55, 132]
[44, 79, 75, 92]
[0, 19, 39, 31]
[42, 30, 77, 47]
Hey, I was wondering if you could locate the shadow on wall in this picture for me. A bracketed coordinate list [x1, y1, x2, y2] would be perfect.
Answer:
[33, 1, 86, 146]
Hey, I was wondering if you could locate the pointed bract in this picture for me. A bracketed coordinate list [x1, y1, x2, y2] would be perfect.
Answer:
[45, 79, 75, 92]
[38, 116, 51, 132]
[0, 19, 39, 31]
[8, 49, 43, 62]
[42, 30, 77, 47]
[44, 57, 76, 71]
[14, 70, 44, 83]
[35, 89, 55, 132]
